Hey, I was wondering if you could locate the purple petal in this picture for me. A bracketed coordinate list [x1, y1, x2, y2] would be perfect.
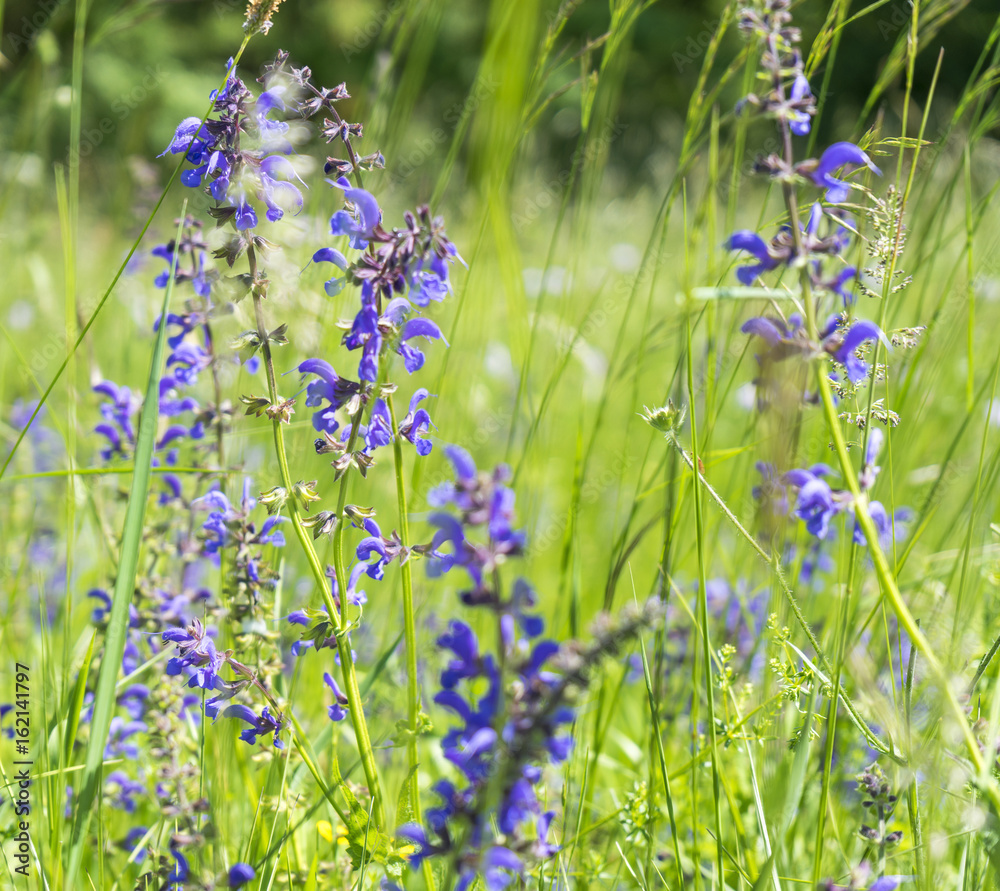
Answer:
[726, 230, 769, 260]
[741, 317, 784, 346]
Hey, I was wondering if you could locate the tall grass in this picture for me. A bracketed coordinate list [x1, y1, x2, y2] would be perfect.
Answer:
[2, 0, 1000, 889]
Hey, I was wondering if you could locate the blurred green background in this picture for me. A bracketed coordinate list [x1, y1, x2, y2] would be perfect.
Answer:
[4, 1, 1000, 885]
[2, 0, 998, 201]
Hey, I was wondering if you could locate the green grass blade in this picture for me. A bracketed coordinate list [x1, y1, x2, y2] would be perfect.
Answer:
[62, 632, 96, 766]
[0, 46, 250, 482]
[64, 205, 186, 886]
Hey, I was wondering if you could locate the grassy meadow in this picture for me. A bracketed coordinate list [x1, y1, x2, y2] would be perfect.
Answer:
[3, 0, 1000, 889]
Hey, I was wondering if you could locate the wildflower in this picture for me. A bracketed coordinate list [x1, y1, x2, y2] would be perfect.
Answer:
[398, 388, 435, 455]
[329, 176, 381, 245]
[828, 319, 886, 384]
[396, 318, 447, 374]
[803, 142, 882, 204]
[356, 518, 409, 580]
[859, 427, 883, 491]
[167, 843, 191, 883]
[323, 672, 349, 721]
[212, 703, 285, 748]
[105, 716, 147, 760]
[788, 73, 813, 136]
[228, 863, 256, 888]
[120, 827, 148, 863]
[105, 771, 145, 813]
[313, 246, 349, 296]
[163, 618, 224, 690]
[783, 465, 842, 540]
[297, 358, 362, 435]
[726, 231, 784, 284]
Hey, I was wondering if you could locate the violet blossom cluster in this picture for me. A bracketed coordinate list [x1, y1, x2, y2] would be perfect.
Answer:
[729, 1, 886, 393]
[394, 446, 580, 890]
[729, 0, 910, 576]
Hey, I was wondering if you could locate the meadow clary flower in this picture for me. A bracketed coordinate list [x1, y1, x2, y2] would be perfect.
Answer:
[313, 246, 349, 296]
[323, 672, 349, 721]
[783, 465, 842, 540]
[726, 231, 783, 284]
[396, 318, 447, 373]
[105, 771, 145, 813]
[829, 319, 886, 384]
[228, 863, 256, 888]
[398, 388, 435, 455]
[807, 142, 882, 204]
[330, 176, 381, 245]
[212, 704, 284, 748]
[163, 618, 224, 690]
[296, 358, 362, 436]
[788, 73, 813, 136]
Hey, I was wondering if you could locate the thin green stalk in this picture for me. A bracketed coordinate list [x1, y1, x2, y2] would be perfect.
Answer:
[385, 392, 436, 890]
[64, 203, 188, 888]
[0, 38, 253, 482]
[664, 433, 899, 762]
[248, 252, 385, 828]
[794, 206, 1000, 815]
[685, 313, 725, 890]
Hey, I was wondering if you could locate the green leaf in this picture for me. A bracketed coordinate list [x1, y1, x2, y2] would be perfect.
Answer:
[395, 763, 420, 828]
[686, 286, 799, 302]
[63, 632, 96, 766]
[360, 630, 404, 700]
[64, 206, 187, 885]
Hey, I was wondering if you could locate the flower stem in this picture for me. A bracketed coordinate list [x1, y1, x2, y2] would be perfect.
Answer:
[386, 393, 437, 889]
[248, 246, 386, 827]
[776, 157, 1000, 812]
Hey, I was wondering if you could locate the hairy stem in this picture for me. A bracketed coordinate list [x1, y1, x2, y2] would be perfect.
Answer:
[386, 392, 437, 888]
[248, 245, 386, 826]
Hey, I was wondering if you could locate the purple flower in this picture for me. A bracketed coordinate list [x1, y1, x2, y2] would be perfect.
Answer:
[365, 399, 393, 451]
[397, 317, 447, 373]
[398, 388, 435, 455]
[105, 716, 147, 760]
[830, 319, 886, 384]
[229, 863, 256, 888]
[783, 465, 841, 540]
[788, 73, 813, 136]
[163, 618, 224, 690]
[296, 357, 361, 435]
[860, 427, 884, 491]
[218, 704, 285, 748]
[808, 142, 882, 204]
[323, 672, 349, 721]
[481, 846, 523, 891]
[167, 845, 190, 883]
[313, 247, 349, 296]
[356, 518, 407, 580]
[105, 771, 145, 813]
[233, 194, 259, 230]
[258, 155, 305, 222]
[330, 176, 381, 242]
[408, 255, 452, 307]
[726, 231, 782, 284]
[159, 117, 209, 157]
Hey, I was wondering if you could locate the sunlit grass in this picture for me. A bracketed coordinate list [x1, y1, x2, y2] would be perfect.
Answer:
[2, 0, 1000, 888]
